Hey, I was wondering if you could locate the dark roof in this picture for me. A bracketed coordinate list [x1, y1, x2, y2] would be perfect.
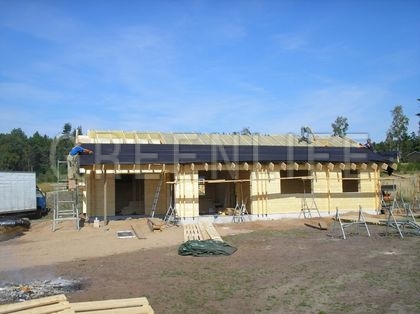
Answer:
[80, 144, 388, 166]
[406, 151, 420, 162]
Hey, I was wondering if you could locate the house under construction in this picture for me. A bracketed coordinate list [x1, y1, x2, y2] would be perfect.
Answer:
[75, 130, 393, 223]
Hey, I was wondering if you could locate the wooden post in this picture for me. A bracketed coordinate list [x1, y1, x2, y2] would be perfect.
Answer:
[326, 167, 331, 215]
[103, 169, 107, 226]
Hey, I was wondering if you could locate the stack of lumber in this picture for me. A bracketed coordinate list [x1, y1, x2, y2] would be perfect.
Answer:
[0, 294, 72, 314]
[147, 218, 165, 231]
[184, 222, 222, 242]
[0, 295, 154, 314]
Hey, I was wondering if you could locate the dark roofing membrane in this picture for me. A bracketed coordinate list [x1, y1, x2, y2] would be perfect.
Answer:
[80, 144, 389, 166]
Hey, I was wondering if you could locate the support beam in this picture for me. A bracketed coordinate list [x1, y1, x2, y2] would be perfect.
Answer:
[103, 170, 107, 226]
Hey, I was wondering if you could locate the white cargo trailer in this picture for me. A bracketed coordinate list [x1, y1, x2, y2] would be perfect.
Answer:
[0, 172, 37, 215]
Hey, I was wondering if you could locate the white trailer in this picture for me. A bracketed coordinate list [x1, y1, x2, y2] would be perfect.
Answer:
[0, 172, 37, 215]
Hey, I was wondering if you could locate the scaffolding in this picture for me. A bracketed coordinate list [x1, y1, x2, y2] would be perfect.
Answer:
[52, 185, 80, 231]
[52, 159, 83, 231]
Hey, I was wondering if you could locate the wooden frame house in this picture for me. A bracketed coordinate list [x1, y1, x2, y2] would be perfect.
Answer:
[76, 130, 392, 223]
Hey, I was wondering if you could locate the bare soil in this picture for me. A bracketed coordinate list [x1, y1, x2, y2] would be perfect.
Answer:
[1, 217, 420, 314]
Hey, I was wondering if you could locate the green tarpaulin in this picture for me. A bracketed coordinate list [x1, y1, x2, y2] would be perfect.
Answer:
[178, 239, 237, 257]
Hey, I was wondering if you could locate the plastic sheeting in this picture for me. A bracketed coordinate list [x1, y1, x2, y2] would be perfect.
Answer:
[178, 240, 237, 257]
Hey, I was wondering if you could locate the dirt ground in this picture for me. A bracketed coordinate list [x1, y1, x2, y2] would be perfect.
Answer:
[1, 216, 420, 314]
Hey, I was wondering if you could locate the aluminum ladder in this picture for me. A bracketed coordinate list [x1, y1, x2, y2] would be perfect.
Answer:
[300, 191, 320, 218]
[150, 175, 164, 218]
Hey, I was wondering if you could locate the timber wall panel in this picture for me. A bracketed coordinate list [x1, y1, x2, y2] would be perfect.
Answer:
[148, 173, 169, 216]
[175, 172, 199, 218]
[266, 171, 281, 215]
[91, 173, 115, 217]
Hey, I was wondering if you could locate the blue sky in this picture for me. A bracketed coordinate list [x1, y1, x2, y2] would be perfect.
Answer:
[0, 0, 419, 143]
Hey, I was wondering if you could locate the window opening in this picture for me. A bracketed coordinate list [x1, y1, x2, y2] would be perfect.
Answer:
[280, 170, 311, 194]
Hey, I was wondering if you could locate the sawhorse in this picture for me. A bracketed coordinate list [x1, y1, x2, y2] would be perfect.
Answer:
[331, 206, 371, 240]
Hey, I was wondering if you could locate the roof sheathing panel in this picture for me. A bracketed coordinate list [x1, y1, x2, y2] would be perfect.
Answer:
[84, 130, 361, 147]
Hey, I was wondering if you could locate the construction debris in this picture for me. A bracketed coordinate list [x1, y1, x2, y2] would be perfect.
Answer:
[0, 278, 81, 305]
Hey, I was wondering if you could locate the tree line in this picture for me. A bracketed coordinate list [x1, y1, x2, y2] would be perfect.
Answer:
[0, 123, 80, 182]
[0, 105, 419, 182]
[331, 105, 419, 161]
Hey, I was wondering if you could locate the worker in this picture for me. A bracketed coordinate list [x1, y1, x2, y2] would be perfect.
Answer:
[67, 143, 93, 180]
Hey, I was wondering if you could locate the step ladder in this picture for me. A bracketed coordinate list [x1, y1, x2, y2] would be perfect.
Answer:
[150, 175, 164, 218]
[164, 202, 179, 225]
[232, 200, 248, 223]
[300, 192, 320, 218]
[52, 183, 80, 231]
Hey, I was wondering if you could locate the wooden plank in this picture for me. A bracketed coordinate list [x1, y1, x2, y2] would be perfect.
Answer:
[73, 307, 153, 314]
[0, 295, 68, 314]
[183, 224, 205, 241]
[71, 297, 152, 312]
[304, 220, 328, 230]
[339, 214, 384, 225]
[131, 224, 147, 239]
[8, 301, 73, 314]
[200, 222, 222, 241]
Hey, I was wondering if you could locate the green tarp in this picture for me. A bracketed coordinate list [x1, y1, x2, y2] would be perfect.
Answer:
[178, 239, 237, 257]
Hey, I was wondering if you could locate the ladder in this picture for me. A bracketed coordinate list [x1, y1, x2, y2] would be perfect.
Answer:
[164, 202, 179, 225]
[52, 184, 80, 231]
[150, 174, 164, 218]
[300, 191, 320, 218]
[233, 199, 248, 223]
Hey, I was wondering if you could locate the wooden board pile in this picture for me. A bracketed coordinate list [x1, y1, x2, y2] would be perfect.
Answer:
[147, 218, 166, 232]
[183, 222, 222, 242]
[0, 294, 154, 314]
